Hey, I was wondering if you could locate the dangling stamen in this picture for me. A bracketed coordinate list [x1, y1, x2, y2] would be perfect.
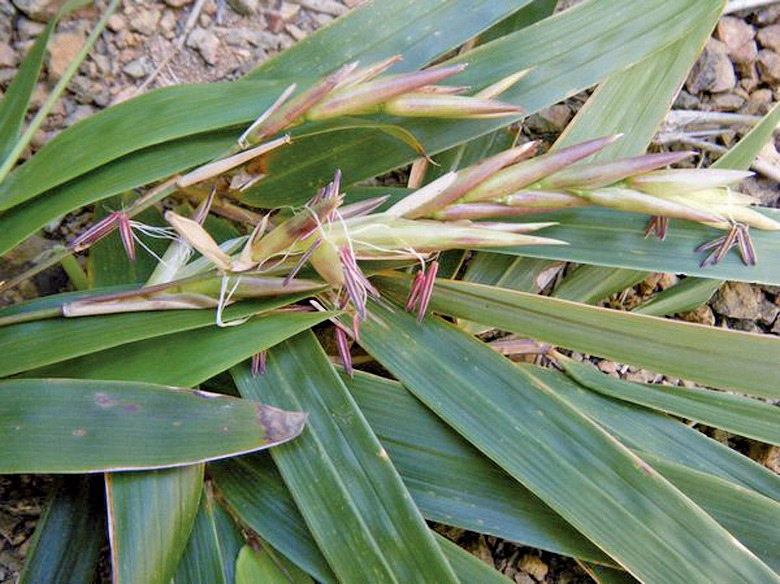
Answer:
[339, 245, 379, 321]
[335, 324, 354, 377]
[283, 237, 323, 286]
[70, 211, 123, 252]
[405, 269, 426, 312]
[251, 350, 268, 376]
[416, 260, 439, 323]
[644, 215, 668, 240]
[696, 224, 741, 267]
[736, 224, 757, 266]
[116, 212, 136, 261]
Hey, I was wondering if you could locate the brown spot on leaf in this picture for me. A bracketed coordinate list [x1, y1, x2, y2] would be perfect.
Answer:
[94, 392, 118, 408]
[256, 403, 307, 443]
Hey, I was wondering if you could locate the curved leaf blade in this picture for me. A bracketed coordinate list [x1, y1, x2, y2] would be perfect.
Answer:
[0, 293, 314, 377]
[231, 332, 459, 583]
[561, 357, 780, 446]
[173, 486, 244, 584]
[356, 303, 779, 583]
[18, 475, 105, 584]
[24, 311, 329, 385]
[107, 466, 203, 584]
[384, 275, 780, 398]
[343, 369, 613, 565]
[0, 378, 305, 472]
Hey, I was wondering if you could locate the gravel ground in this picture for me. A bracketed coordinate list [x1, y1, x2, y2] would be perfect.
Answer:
[1, 1, 779, 582]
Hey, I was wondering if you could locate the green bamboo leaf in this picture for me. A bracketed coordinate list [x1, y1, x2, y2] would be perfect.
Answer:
[249, 0, 537, 79]
[384, 275, 780, 398]
[107, 465, 203, 584]
[584, 564, 640, 584]
[231, 332, 459, 583]
[173, 486, 244, 584]
[645, 456, 780, 572]
[464, 252, 558, 292]
[560, 357, 780, 446]
[24, 311, 329, 385]
[0, 131, 234, 256]
[343, 370, 613, 565]
[356, 303, 779, 583]
[0, 0, 91, 162]
[214, 455, 515, 584]
[211, 455, 338, 583]
[478, 0, 557, 44]
[0, 294, 313, 377]
[0, 81, 277, 211]
[531, 364, 780, 502]
[489, 206, 780, 285]
[17, 475, 105, 584]
[552, 265, 648, 304]
[0, 0, 536, 214]
[532, 363, 780, 569]
[243, 0, 725, 207]
[235, 545, 314, 584]
[631, 277, 721, 316]
[0, 378, 305, 472]
[714, 102, 780, 170]
[556, 20, 721, 157]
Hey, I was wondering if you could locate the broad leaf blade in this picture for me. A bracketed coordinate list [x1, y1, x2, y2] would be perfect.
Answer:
[343, 370, 613, 565]
[356, 303, 779, 583]
[251, 0, 536, 78]
[0, 379, 305, 472]
[490, 207, 780, 285]
[552, 266, 648, 304]
[211, 455, 338, 583]
[561, 358, 780, 446]
[631, 277, 721, 316]
[386, 275, 780, 398]
[173, 486, 244, 584]
[18, 475, 105, 584]
[0, 293, 314, 377]
[646, 456, 780, 572]
[107, 466, 203, 584]
[531, 364, 780, 502]
[231, 332, 459, 583]
[25, 311, 329, 385]
[235, 545, 314, 584]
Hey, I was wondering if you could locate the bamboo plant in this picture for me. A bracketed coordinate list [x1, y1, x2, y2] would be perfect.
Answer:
[2, 1, 780, 583]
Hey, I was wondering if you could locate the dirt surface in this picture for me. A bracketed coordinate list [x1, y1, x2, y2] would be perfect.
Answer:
[1, 0, 779, 582]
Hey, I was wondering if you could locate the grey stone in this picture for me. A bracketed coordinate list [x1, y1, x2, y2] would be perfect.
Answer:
[717, 16, 756, 64]
[122, 57, 150, 79]
[757, 49, 780, 83]
[686, 38, 737, 94]
[227, 0, 260, 15]
[711, 281, 762, 319]
[187, 27, 220, 65]
[129, 9, 161, 35]
[11, 0, 68, 22]
[0, 42, 16, 67]
[757, 23, 780, 53]
[48, 31, 85, 80]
